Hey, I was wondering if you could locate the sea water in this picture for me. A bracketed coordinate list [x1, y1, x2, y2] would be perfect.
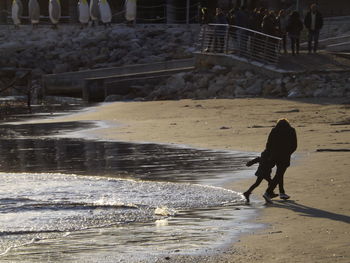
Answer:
[0, 120, 259, 262]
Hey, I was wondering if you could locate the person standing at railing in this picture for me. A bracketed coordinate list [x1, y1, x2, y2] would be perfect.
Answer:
[201, 7, 213, 52]
[277, 9, 289, 54]
[261, 11, 278, 62]
[262, 11, 277, 36]
[235, 6, 249, 54]
[227, 7, 237, 26]
[213, 8, 228, 53]
[227, 7, 238, 49]
[249, 7, 264, 56]
[255, 7, 267, 32]
[286, 11, 303, 55]
[304, 3, 323, 54]
[200, 7, 211, 25]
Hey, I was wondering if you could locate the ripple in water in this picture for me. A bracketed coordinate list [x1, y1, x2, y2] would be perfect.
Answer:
[0, 172, 255, 261]
[0, 121, 258, 262]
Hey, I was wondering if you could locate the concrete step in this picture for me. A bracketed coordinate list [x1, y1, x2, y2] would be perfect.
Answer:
[326, 41, 350, 52]
[43, 59, 194, 97]
[301, 35, 350, 49]
[327, 52, 350, 59]
[83, 67, 194, 102]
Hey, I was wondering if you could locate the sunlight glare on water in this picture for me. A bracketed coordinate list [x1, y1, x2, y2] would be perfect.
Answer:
[0, 172, 256, 261]
[0, 120, 259, 262]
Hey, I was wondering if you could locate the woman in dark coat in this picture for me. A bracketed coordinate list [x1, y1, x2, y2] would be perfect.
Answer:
[286, 11, 303, 55]
[263, 118, 297, 203]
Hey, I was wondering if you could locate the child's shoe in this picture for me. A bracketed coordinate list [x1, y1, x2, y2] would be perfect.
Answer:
[243, 192, 250, 203]
[263, 192, 273, 204]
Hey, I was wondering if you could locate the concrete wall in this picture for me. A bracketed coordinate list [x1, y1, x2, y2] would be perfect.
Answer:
[43, 59, 194, 97]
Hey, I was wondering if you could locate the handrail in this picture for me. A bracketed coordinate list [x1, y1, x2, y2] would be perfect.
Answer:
[198, 23, 282, 65]
[209, 23, 283, 41]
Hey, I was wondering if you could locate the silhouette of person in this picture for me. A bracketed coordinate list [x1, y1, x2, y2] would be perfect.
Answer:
[263, 118, 297, 203]
[243, 149, 278, 203]
[287, 11, 303, 55]
[304, 3, 323, 53]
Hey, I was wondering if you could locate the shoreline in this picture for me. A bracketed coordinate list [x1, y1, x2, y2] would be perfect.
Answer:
[37, 98, 350, 262]
[0, 115, 261, 262]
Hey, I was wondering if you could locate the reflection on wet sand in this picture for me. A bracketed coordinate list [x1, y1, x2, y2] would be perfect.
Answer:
[0, 121, 252, 183]
[0, 120, 258, 262]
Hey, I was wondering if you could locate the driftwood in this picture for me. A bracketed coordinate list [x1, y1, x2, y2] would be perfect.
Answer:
[316, 149, 350, 152]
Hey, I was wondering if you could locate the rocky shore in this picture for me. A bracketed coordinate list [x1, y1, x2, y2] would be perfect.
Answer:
[0, 24, 197, 76]
[147, 67, 350, 100]
[0, 24, 350, 102]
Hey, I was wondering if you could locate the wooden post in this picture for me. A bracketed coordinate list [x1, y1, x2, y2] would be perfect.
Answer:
[225, 26, 229, 54]
[201, 25, 206, 52]
[83, 78, 105, 102]
[26, 71, 32, 112]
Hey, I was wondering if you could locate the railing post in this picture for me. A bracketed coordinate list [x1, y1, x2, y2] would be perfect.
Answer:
[249, 32, 254, 61]
[225, 25, 229, 54]
[26, 71, 32, 111]
[275, 38, 282, 65]
[201, 25, 207, 52]
[263, 35, 268, 64]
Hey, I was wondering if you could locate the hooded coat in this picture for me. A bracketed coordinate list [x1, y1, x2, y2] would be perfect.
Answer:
[266, 119, 297, 165]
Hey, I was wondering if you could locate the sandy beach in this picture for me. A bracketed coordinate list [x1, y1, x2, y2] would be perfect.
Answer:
[44, 98, 350, 262]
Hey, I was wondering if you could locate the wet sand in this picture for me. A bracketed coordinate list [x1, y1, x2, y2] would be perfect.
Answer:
[42, 98, 350, 262]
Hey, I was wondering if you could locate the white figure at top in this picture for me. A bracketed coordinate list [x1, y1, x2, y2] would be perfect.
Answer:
[99, 0, 112, 27]
[125, 0, 137, 23]
[28, 0, 40, 27]
[90, 0, 100, 26]
[78, 0, 90, 27]
[49, 0, 61, 29]
[12, 0, 23, 29]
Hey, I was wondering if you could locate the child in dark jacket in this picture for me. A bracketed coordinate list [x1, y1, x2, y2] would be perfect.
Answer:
[243, 150, 277, 203]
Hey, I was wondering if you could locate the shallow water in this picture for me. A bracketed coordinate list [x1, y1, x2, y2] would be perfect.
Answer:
[0, 120, 258, 262]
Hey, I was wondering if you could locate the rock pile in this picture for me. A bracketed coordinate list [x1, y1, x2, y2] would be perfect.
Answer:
[0, 24, 199, 79]
[145, 67, 350, 100]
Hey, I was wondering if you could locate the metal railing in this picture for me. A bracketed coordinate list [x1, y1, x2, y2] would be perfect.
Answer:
[198, 24, 282, 65]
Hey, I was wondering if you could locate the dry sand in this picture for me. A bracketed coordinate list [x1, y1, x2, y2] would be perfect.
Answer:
[45, 98, 350, 262]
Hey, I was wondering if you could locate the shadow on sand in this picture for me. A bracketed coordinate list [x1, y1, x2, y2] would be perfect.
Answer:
[272, 200, 350, 224]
